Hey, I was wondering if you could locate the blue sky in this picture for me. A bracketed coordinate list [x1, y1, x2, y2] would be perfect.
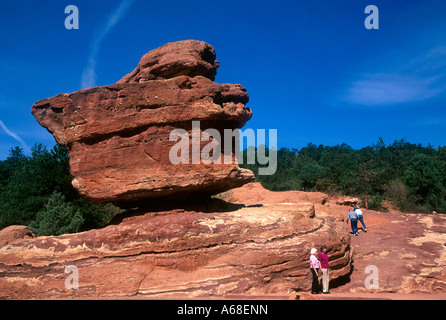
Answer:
[1, 0, 446, 159]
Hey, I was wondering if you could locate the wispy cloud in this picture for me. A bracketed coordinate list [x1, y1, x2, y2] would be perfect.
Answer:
[341, 46, 446, 107]
[343, 73, 444, 106]
[0, 119, 31, 153]
[80, 0, 135, 89]
[416, 117, 446, 127]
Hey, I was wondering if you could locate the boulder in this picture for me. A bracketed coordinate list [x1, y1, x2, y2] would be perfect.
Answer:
[31, 40, 254, 205]
[0, 225, 35, 248]
[221, 182, 328, 206]
[17, 40, 357, 299]
[118, 40, 220, 83]
[336, 197, 359, 206]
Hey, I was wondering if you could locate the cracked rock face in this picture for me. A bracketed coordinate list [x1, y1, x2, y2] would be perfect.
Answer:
[31, 40, 254, 205]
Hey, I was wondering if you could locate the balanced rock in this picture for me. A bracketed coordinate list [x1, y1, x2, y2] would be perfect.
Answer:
[31, 40, 254, 205]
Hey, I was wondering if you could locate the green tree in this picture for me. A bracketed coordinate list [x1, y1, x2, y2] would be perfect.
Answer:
[0, 144, 75, 228]
[405, 153, 442, 212]
[438, 147, 446, 187]
[356, 159, 382, 209]
[385, 179, 410, 211]
[299, 163, 323, 191]
[0, 143, 120, 231]
[0, 147, 25, 192]
[31, 191, 84, 236]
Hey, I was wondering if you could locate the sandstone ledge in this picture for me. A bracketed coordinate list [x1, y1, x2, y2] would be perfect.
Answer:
[0, 184, 352, 299]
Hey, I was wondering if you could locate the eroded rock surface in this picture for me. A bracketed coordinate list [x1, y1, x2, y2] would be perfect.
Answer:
[31, 40, 254, 205]
[0, 183, 352, 299]
[331, 210, 446, 295]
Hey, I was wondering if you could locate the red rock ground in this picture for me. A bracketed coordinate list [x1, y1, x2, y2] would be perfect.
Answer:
[219, 183, 446, 300]
[270, 210, 446, 300]
[1, 183, 445, 300]
[324, 209, 446, 300]
[221, 208, 446, 300]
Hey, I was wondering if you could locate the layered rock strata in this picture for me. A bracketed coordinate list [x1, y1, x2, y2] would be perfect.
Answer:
[0, 183, 352, 299]
[31, 40, 254, 205]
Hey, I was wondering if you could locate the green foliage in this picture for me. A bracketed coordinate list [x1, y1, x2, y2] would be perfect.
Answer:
[240, 137, 446, 214]
[30, 191, 84, 236]
[366, 195, 385, 211]
[405, 154, 442, 202]
[0, 143, 121, 235]
[385, 179, 410, 211]
[299, 163, 323, 191]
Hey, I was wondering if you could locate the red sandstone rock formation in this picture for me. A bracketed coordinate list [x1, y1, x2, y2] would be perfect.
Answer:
[7, 41, 356, 299]
[0, 183, 352, 299]
[31, 40, 254, 205]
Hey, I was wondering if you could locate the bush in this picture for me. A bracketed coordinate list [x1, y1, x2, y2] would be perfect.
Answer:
[366, 195, 385, 211]
[31, 191, 84, 236]
[385, 179, 409, 210]
[315, 178, 338, 193]
[298, 163, 323, 191]
[73, 199, 123, 230]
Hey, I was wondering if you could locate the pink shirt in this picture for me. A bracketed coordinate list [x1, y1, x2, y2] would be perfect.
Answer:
[310, 255, 320, 268]
[319, 252, 329, 269]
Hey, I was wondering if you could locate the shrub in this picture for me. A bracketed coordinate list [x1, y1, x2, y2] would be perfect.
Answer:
[30, 191, 84, 236]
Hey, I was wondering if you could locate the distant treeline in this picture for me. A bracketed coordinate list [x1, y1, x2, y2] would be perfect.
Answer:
[240, 138, 446, 214]
[0, 144, 121, 235]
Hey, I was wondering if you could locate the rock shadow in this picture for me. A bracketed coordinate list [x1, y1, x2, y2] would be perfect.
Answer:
[109, 194, 246, 225]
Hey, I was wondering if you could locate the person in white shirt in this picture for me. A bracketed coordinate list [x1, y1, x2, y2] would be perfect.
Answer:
[309, 248, 321, 294]
[354, 205, 367, 232]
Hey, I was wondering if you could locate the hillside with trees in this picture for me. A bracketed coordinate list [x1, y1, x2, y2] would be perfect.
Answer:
[241, 138, 446, 214]
[0, 144, 121, 235]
